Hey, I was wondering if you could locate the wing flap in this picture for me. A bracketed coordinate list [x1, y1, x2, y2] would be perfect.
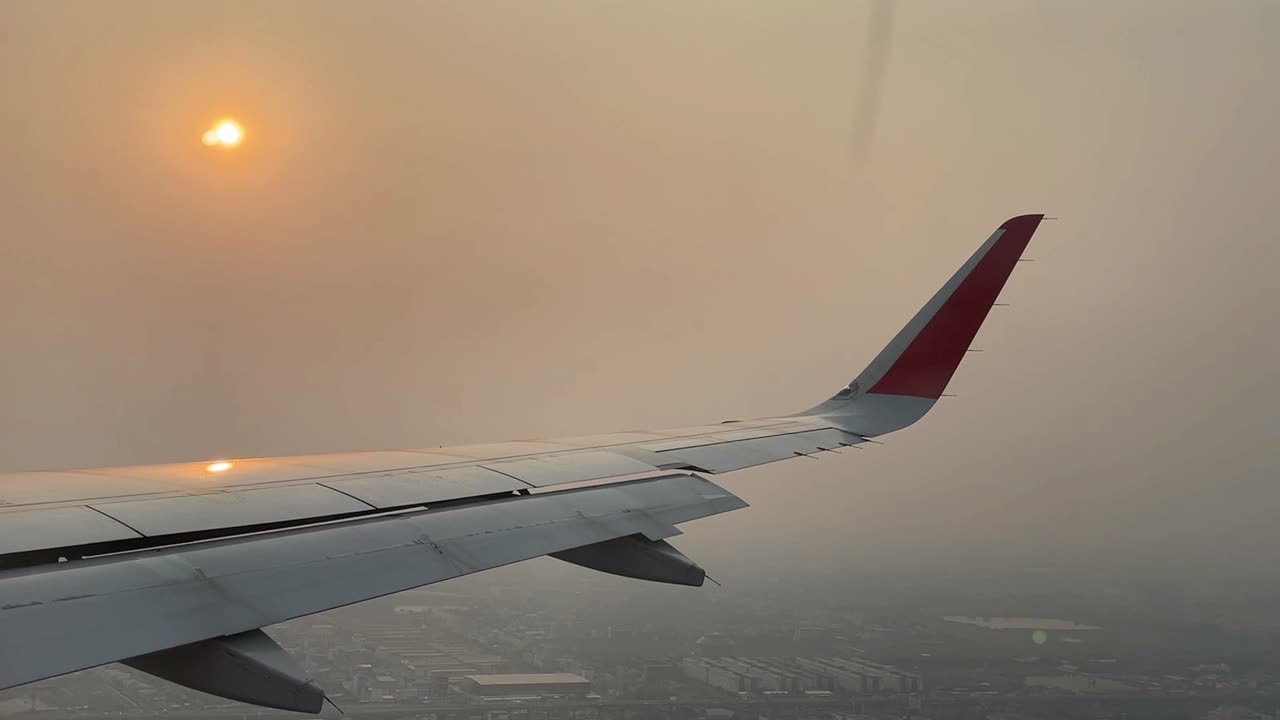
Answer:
[658, 428, 862, 473]
[0, 506, 141, 556]
[483, 450, 658, 487]
[88, 484, 373, 537]
[322, 465, 527, 508]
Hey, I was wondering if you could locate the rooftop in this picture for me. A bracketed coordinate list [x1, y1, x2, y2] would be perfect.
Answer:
[466, 673, 590, 686]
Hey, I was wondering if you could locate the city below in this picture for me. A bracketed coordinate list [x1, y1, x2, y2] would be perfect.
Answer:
[3, 561, 1279, 720]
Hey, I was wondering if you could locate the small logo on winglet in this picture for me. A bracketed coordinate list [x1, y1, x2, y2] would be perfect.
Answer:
[833, 380, 860, 400]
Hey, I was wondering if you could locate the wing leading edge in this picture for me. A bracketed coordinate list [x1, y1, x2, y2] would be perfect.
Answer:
[0, 214, 1044, 711]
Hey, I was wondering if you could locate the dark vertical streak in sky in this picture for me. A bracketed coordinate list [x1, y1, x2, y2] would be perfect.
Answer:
[848, 0, 895, 169]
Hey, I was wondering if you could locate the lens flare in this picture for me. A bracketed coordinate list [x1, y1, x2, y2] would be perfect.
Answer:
[205, 461, 233, 473]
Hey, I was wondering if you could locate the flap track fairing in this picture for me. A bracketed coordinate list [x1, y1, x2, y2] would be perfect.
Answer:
[122, 629, 324, 714]
[551, 534, 706, 586]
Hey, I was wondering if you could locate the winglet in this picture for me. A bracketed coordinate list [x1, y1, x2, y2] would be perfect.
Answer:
[802, 214, 1044, 434]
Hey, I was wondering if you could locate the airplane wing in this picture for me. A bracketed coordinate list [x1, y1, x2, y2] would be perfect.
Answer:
[0, 214, 1044, 713]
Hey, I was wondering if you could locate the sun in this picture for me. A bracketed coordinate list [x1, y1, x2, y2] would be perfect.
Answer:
[202, 119, 244, 148]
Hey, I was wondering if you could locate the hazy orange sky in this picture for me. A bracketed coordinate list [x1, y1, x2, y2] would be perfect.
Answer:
[2, 1, 1278, 577]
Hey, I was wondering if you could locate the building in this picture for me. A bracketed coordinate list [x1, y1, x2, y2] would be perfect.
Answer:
[681, 657, 839, 694]
[1208, 707, 1272, 720]
[463, 673, 592, 697]
[681, 657, 921, 696]
[796, 657, 922, 694]
[695, 634, 736, 658]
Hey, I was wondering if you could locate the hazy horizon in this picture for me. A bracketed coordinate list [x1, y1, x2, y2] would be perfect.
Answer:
[3, 1, 1278, 582]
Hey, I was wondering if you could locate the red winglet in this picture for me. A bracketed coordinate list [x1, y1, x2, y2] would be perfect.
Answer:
[866, 214, 1044, 399]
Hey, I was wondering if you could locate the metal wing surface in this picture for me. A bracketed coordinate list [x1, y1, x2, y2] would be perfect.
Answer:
[0, 474, 744, 700]
[0, 214, 1045, 712]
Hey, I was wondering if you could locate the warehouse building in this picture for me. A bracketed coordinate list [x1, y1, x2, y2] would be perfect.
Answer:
[795, 658, 922, 694]
[681, 657, 921, 696]
[462, 673, 592, 698]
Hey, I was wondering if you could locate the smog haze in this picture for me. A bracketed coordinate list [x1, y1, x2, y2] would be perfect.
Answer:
[3, 0, 1279, 586]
